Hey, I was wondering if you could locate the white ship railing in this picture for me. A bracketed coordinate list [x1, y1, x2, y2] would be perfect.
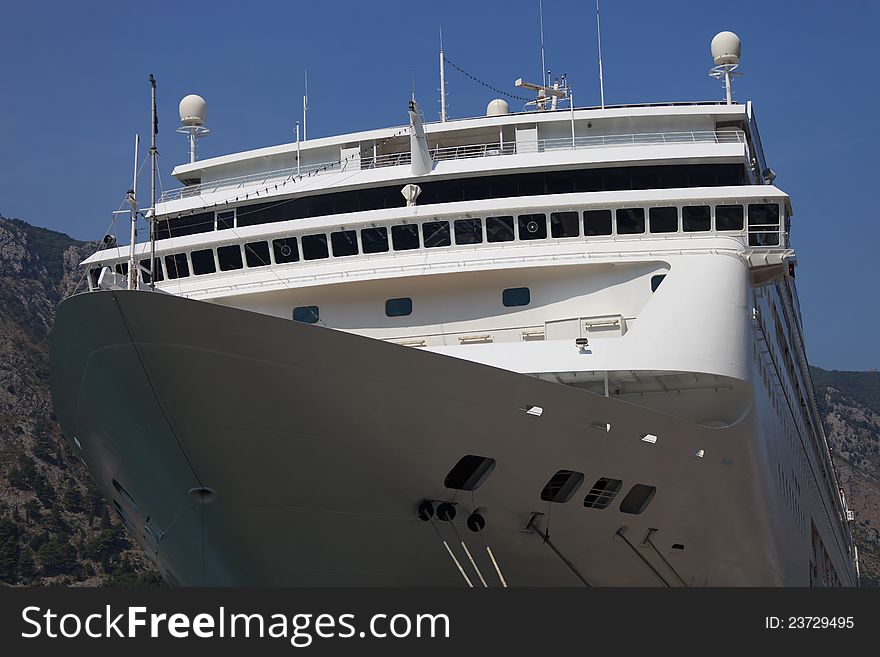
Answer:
[159, 130, 746, 203]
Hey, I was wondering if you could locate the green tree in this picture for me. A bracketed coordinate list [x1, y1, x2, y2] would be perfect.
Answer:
[0, 518, 21, 583]
[36, 538, 77, 576]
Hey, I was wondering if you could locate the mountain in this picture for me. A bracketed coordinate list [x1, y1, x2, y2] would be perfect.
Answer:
[811, 366, 880, 587]
[0, 215, 162, 586]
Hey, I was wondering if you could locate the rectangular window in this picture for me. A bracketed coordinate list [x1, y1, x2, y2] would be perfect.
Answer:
[583, 209, 612, 236]
[715, 204, 744, 231]
[190, 249, 216, 275]
[518, 213, 547, 240]
[361, 227, 389, 253]
[272, 237, 299, 263]
[217, 245, 243, 271]
[550, 211, 580, 238]
[139, 258, 164, 283]
[216, 210, 235, 230]
[422, 221, 451, 248]
[486, 216, 515, 242]
[89, 267, 101, 288]
[391, 224, 420, 250]
[114, 262, 129, 276]
[244, 241, 271, 267]
[301, 234, 329, 260]
[616, 208, 645, 234]
[682, 205, 711, 232]
[454, 218, 483, 244]
[502, 287, 530, 307]
[293, 306, 319, 324]
[330, 230, 359, 257]
[748, 203, 780, 246]
[164, 253, 189, 279]
[649, 206, 678, 233]
[385, 297, 412, 317]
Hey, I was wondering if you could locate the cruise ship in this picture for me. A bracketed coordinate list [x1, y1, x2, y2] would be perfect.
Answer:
[50, 31, 859, 586]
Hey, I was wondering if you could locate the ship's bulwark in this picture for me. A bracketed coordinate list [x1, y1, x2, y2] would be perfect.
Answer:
[52, 290, 782, 586]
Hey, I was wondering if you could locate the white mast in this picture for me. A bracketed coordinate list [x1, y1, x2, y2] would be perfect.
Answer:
[439, 28, 447, 122]
[303, 69, 308, 141]
[126, 134, 139, 290]
[596, 0, 605, 109]
[295, 121, 301, 174]
[148, 74, 157, 290]
[539, 0, 547, 88]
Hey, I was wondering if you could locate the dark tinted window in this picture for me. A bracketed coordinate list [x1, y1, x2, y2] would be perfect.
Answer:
[486, 216, 515, 242]
[583, 478, 622, 509]
[651, 274, 666, 292]
[502, 287, 530, 307]
[217, 245, 243, 271]
[616, 208, 645, 234]
[748, 203, 780, 226]
[216, 210, 235, 230]
[361, 227, 389, 253]
[550, 211, 580, 238]
[649, 206, 678, 233]
[301, 234, 329, 260]
[164, 253, 190, 279]
[114, 262, 129, 276]
[422, 221, 451, 248]
[682, 205, 711, 232]
[191, 249, 216, 275]
[444, 455, 496, 491]
[540, 470, 585, 503]
[583, 209, 612, 236]
[620, 484, 657, 515]
[293, 306, 319, 323]
[243, 241, 270, 267]
[139, 258, 164, 283]
[715, 204, 744, 231]
[89, 267, 101, 288]
[272, 237, 299, 263]
[386, 297, 412, 317]
[391, 224, 420, 250]
[330, 230, 358, 257]
[518, 214, 547, 240]
[155, 212, 213, 239]
[454, 218, 482, 244]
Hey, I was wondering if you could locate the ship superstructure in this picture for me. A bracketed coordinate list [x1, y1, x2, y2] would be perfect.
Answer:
[50, 32, 858, 586]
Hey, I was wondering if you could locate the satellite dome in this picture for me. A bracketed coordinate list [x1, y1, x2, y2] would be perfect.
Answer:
[711, 31, 741, 66]
[179, 94, 207, 126]
[486, 98, 510, 117]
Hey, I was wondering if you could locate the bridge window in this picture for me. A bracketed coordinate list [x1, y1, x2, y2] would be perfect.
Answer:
[301, 234, 329, 260]
[550, 211, 580, 238]
[139, 258, 164, 283]
[391, 224, 420, 250]
[486, 216, 515, 242]
[244, 241, 271, 267]
[361, 227, 389, 253]
[217, 245, 243, 271]
[616, 208, 645, 234]
[423, 221, 451, 248]
[715, 204, 744, 231]
[649, 206, 678, 233]
[190, 249, 216, 275]
[682, 205, 711, 232]
[518, 213, 547, 240]
[502, 287, 530, 307]
[454, 218, 483, 244]
[583, 209, 612, 236]
[272, 237, 299, 263]
[330, 230, 359, 257]
[748, 203, 780, 246]
[385, 297, 412, 317]
[164, 253, 190, 279]
[293, 306, 319, 324]
[114, 262, 128, 276]
[216, 210, 235, 230]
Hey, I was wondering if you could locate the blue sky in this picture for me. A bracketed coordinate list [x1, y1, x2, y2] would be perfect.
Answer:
[1, 0, 877, 370]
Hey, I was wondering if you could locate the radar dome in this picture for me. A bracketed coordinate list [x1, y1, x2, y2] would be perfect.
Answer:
[179, 94, 207, 127]
[486, 98, 510, 117]
[711, 31, 741, 66]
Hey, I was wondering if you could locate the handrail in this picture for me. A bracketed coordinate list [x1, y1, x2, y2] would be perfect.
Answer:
[159, 130, 746, 203]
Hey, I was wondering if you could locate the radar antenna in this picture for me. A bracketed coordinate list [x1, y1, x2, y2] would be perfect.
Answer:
[515, 73, 570, 111]
[708, 31, 742, 105]
[176, 94, 210, 163]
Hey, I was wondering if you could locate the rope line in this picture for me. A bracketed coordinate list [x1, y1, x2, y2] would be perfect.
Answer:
[442, 56, 532, 102]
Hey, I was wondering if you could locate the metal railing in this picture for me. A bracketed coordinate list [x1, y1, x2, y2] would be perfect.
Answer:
[160, 130, 745, 203]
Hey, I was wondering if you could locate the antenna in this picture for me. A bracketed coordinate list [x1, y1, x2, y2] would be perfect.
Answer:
[439, 27, 447, 122]
[176, 94, 210, 163]
[303, 69, 308, 141]
[596, 0, 605, 109]
[708, 31, 742, 105]
[148, 74, 157, 291]
[126, 134, 139, 290]
[539, 0, 547, 88]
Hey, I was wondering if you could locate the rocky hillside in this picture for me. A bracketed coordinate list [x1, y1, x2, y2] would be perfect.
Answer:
[0, 215, 162, 586]
[812, 366, 880, 587]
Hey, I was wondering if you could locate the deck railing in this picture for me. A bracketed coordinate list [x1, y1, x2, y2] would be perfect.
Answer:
[159, 129, 746, 203]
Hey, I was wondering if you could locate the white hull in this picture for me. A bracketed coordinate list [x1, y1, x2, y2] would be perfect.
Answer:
[50, 290, 851, 586]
